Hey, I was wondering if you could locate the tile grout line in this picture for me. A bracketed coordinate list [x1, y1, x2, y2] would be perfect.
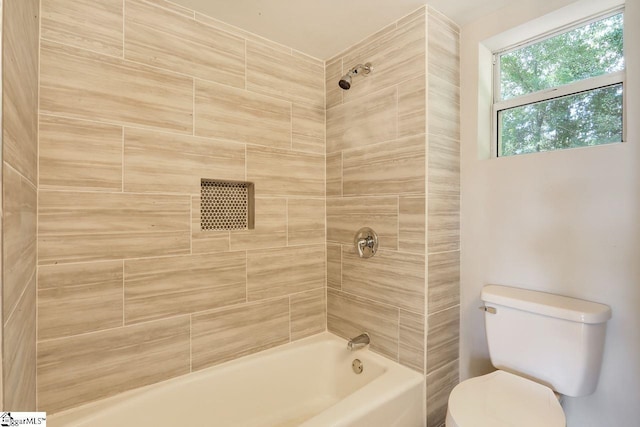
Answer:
[397, 308, 401, 362]
[121, 127, 125, 192]
[324, 60, 328, 331]
[37, 112, 325, 157]
[244, 40, 247, 90]
[122, 0, 125, 59]
[245, 251, 248, 302]
[288, 296, 292, 342]
[122, 260, 125, 326]
[37, 242, 328, 269]
[397, 195, 401, 251]
[192, 78, 196, 135]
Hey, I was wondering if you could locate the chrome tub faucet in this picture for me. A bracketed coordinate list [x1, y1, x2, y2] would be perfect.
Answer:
[347, 332, 370, 351]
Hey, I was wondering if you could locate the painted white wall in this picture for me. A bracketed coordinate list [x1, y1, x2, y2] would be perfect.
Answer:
[459, 0, 640, 425]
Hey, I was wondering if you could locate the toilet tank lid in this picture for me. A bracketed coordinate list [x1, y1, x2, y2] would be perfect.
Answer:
[481, 285, 612, 324]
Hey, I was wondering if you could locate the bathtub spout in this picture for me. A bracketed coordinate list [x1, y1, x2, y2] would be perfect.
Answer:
[347, 332, 370, 351]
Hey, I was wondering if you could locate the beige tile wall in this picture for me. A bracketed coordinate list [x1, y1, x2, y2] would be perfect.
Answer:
[37, 0, 325, 414]
[425, 10, 461, 427]
[2, 0, 40, 411]
[324, 1, 427, 380]
[30, 0, 460, 422]
[325, 7, 460, 427]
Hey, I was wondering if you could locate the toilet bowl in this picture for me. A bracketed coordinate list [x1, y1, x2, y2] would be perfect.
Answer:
[444, 285, 611, 427]
[446, 370, 565, 427]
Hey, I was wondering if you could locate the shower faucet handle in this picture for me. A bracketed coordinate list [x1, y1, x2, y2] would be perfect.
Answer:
[354, 227, 378, 258]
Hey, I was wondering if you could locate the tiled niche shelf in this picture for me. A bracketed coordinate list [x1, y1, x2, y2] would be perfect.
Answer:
[200, 179, 255, 231]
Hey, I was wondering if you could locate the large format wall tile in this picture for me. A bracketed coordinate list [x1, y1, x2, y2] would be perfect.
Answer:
[327, 243, 342, 290]
[326, 86, 397, 153]
[38, 261, 124, 340]
[398, 7, 426, 28]
[287, 198, 325, 246]
[290, 288, 326, 341]
[247, 245, 325, 300]
[429, 135, 460, 196]
[326, 196, 398, 249]
[246, 146, 324, 197]
[292, 104, 325, 154]
[325, 58, 343, 109]
[327, 289, 399, 360]
[398, 75, 426, 138]
[342, 248, 425, 313]
[195, 79, 291, 149]
[428, 77, 460, 141]
[125, 0, 245, 87]
[41, 0, 123, 57]
[428, 192, 460, 253]
[191, 298, 289, 370]
[40, 40, 193, 133]
[230, 198, 287, 250]
[246, 41, 324, 109]
[428, 251, 460, 314]
[342, 135, 425, 196]
[39, 115, 123, 191]
[145, 0, 194, 18]
[399, 196, 425, 254]
[38, 191, 191, 264]
[125, 252, 247, 324]
[426, 358, 459, 427]
[3, 166, 37, 317]
[3, 0, 39, 184]
[428, 10, 460, 88]
[37, 317, 190, 414]
[193, 12, 290, 54]
[326, 153, 342, 197]
[400, 309, 425, 372]
[427, 305, 460, 374]
[3, 276, 36, 411]
[342, 17, 425, 104]
[124, 128, 245, 194]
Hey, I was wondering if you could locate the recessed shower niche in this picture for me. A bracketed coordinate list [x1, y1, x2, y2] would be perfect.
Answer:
[200, 179, 255, 231]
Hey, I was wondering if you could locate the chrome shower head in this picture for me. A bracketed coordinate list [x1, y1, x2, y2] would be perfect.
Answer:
[338, 62, 373, 90]
[339, 74, 352, 90]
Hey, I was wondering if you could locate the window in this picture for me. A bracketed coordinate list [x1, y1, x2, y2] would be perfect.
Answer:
[493, 11, 624, 157]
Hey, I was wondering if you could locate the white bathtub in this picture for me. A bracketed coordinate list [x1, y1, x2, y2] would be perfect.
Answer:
[49, 332, 425, 427]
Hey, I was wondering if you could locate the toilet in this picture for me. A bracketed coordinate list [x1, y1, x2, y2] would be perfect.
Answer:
[446, 285, 612, 427]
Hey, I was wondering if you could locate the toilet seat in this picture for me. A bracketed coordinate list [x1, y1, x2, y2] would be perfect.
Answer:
[446, 370, 565, 427]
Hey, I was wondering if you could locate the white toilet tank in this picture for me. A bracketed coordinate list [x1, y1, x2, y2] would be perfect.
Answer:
[481, 285, 612, 397]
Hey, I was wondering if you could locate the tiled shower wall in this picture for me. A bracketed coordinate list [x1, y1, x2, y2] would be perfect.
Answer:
[36, 0, 325, 414]
[324, 7, 460, 427]
[2, 0, 40, 411]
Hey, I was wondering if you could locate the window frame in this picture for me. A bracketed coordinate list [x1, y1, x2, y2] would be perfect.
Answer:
[491, 7, 626, 157]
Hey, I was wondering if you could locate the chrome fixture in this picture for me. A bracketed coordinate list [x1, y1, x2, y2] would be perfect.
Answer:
[352, 359, 364, 374]
[347, 332, 370, 351]
[354, 227, 378, 258]
[338, 62, 373, 90]
[479, 305, 497, 314]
